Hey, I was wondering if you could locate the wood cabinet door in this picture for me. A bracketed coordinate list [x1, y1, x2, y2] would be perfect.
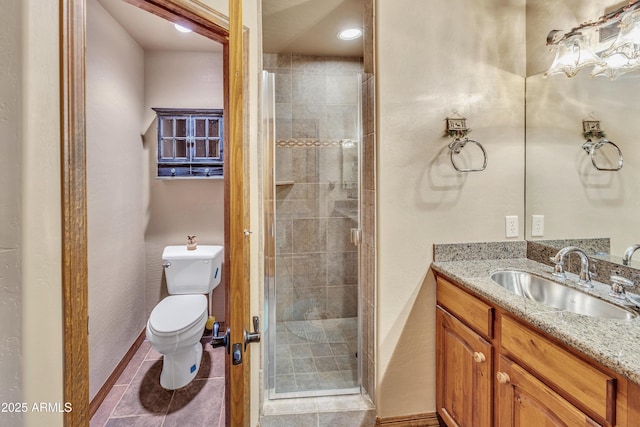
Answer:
[436, 307, 492, 427]
[496, 355, 601, 427]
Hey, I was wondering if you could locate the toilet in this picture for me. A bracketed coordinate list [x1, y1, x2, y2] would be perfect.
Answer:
[146, 245, 223, 390]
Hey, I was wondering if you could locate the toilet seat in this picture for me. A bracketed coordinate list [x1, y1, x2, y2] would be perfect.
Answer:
[148, 294, 207, 337]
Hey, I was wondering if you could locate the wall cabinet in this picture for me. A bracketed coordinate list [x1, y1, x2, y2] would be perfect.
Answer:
[152, 108, 224, 178]
[435, 274, 639, 427]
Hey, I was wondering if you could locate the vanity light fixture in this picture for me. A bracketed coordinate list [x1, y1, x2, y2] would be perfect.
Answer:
[174, 23, 192, 33]
[337, 28, 362, 41]
[546, 0, 640, 79]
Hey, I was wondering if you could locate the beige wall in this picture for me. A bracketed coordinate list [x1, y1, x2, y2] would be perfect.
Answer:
[375, 0, 526, 418]
[0, 1, 23, 426]
[142, 50, 226, 320]
[86, 0, 147, 400]
[21, 0, 64, 425]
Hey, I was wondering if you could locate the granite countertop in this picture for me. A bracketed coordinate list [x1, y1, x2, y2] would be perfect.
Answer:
[431, 257, 640, 385]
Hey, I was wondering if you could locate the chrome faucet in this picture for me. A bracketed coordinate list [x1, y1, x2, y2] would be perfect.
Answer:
[552, 246, 593, 288]
[622, 244, 640, 266]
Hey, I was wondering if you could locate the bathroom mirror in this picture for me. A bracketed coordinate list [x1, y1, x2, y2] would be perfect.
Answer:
[525, 0, 640, 264]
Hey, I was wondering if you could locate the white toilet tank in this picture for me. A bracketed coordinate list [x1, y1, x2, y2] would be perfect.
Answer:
[162, 245, 223, 294]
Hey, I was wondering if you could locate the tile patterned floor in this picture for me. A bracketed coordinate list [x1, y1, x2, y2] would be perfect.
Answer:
[275, 318, 358, 394]
[91, 331, 225, 427]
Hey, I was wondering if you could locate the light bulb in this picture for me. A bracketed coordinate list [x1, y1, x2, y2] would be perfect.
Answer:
[174, 24, 192, 33]
[337, 28, 362, 41]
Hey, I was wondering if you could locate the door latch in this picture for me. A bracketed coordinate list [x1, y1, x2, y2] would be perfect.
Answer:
[232, 343, 243, 365]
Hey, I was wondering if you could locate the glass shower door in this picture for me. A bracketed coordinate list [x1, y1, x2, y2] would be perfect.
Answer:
[263, 59, 363, 398]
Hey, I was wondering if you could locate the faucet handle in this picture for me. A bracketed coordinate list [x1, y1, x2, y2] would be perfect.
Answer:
[550, 257, 566, 278]
[609, 275, 635, 299]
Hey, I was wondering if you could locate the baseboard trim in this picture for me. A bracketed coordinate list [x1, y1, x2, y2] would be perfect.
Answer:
[376, 412, 442, 427]
[89, 328, 146, 418]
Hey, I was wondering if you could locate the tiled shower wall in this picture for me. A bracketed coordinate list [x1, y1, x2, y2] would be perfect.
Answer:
[264, 53, 362, 323]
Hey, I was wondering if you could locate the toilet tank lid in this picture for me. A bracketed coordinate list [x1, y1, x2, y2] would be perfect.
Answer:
[162, 245, 223, 261]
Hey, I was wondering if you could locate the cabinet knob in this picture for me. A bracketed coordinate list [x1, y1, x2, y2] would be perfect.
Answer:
[473, 352, 486, 363]
[496, 372, 511, 384]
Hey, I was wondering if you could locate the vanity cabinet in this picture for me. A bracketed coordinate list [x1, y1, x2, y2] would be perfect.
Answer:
[495, 355, 598, 426]
[436, 277, 493, 427]
[436, 307, 492, 427]
[435, 274, 639, 427]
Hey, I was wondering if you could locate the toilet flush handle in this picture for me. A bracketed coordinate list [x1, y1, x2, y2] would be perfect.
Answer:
[163, 261, 171, 268]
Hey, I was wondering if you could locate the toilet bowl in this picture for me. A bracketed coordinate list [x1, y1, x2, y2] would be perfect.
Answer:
[146, 294, 208, 389]
[147, 245, 223, 390]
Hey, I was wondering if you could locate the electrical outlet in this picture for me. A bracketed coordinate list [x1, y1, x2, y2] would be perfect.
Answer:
[505, 215, 519, 238]
[531, 215, 544, 237]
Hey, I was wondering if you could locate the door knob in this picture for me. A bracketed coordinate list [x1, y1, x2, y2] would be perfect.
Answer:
[244, 316, 261, 350]
[211, 321, 230, 354]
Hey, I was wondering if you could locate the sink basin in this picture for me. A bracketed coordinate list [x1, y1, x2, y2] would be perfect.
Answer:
[490, 270, 637, 320]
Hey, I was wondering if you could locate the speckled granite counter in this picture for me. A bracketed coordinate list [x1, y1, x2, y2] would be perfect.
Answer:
[431, 256, 640, 385]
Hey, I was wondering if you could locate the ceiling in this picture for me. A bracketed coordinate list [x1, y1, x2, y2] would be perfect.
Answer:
[97, 0, 222, 52]
[262, 0, 364, 57]
[97, 0, 363, 57]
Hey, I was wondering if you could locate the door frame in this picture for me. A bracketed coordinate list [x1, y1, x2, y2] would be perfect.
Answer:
[60, 1, 249, 425]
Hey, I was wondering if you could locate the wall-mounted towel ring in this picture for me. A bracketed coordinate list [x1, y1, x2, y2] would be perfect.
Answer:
[448, 138, 488, 172]
[582, 119, 623, 171]
[582, 139, 623, 171]
[445, 116, 487, 173]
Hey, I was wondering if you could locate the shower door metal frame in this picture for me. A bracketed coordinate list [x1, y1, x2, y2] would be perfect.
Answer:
[261, 70, 278, 399]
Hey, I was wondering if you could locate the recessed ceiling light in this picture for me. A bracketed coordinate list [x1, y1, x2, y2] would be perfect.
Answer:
[337, 28, 362, 41]
[174, 23, 192, 33]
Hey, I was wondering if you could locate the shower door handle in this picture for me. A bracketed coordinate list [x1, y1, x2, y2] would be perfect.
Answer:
[350, 228, 362, 246]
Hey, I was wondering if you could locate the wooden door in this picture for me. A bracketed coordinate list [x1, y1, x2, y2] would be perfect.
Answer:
[227, 0, 250, 426]
[436, 307, 493, 427]
[496, 356, 601, 427]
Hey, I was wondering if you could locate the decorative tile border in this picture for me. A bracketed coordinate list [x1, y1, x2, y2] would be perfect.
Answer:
[276, 138, 353, 148]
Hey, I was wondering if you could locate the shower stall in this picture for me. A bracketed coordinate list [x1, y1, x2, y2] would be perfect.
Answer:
[262, 54, 363, 398]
